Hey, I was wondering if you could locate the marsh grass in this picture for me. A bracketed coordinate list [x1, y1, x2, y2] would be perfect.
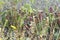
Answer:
[0, 0, 60, 40]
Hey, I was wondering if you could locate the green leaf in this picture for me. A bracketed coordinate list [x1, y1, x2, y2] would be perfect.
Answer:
[19, 0, 22, 2]
[30, 0, 35, 3]
[44, 7, 49, 14]
[0, 1, 5, 5]
[3, 19, 8, 27]
[21, 6, 27, 12]
[28, 7, 33, 13]
[0, 1, 5, 9]
[24, 4, 31, 8]
[20, 19, 24, 27]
